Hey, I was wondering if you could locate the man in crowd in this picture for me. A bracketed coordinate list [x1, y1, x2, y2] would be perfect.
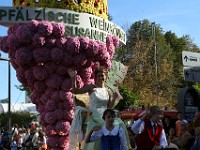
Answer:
[131, 106, 167, 150]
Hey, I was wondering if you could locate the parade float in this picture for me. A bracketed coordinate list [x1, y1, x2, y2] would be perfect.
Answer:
[0, 0, 127, 149]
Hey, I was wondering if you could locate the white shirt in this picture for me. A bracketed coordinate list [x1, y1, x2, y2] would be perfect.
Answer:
[131, 119, 168, 148]
[32, 132, 39, 147]
[90, 126, 128, 150]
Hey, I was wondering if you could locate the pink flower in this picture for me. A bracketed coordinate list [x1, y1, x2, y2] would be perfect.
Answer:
[56, 121, 71, 136]
[106, 35, 113, 45]
[52, 23, 65, 38]
[50, 91, 60, 101]
[39, 112, 47, 127]
[107, 44, 115, 59]
[15, 25, 32, 44]
[55, 109, 64, 121]
[56, 37, 67, 50]
[40, 94, 48, 105]
[63, 99, 74, 110]
[62, 53, 74, 66]
[56, 65, 68, 75]
[45, 125, 57, 136]
[61, 78, 72, 91]
[24, 68, 35, 84]
[32, 34, 46, 48]
[27, 20, 39, 32]
[44, 111, 57, 124]
[30, 90, 42, 104]
[34, 81, 46, 93]
[45, 36, 57, 48]
[85, 40, 99, 57]
[16, 67, 27, 85]
[7, 24, 20, 35]
[33, 47, 50, 63]
[33, 65, 49, 81]
[100, 59, 111, 70]
[112, 35, 119, 47]
[44, 62, 57, 74]
[37, 21, 53, 36]
[10, 58, 18, 70]
[83, 78, 95, 85]
[66, 37, 80, 55]
[79, 37, 90, 49]
[0, 36, 9, 53]
[51, 47, 63, 63]
[6, 34, 20, 50]
[45, 88, 55, 98]
[15, 47, 32, 65]
[63, 109, 74, 121]
[46, 74, 63, 89]
[57, 102, 73, 110]
[75, 75, 84, 88]
[101, 51, 110, 61]
[36, 103, 45, 113]
[59, 91, 73, 101]
[45, 99, 57, 111]
[47, 136, 59, 148]
[58, 136, 69, 148]
[95, 41, 107, 60]
[73, 53, 87, 68]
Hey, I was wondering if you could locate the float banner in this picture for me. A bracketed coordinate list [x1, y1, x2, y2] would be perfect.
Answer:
[0, 6, 126, 44]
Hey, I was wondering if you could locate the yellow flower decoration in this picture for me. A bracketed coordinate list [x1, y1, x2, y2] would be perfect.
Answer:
[12, 0, 108, 19]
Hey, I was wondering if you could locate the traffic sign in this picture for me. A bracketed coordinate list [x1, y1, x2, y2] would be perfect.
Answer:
[183, 67, 200, 82]
[182, 51, 200, 67]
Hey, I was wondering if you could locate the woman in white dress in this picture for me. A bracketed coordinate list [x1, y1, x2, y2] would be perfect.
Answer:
[68, 68, 131, 150]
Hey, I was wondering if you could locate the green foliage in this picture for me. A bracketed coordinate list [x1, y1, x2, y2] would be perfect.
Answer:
[108, 13, 113, 21]
[118, 19, 200, 109]
[0, 112, 37, 128]
[15, 85, 31, 95]
[0, 98, 9, 103]
[114, 85, 140, 111]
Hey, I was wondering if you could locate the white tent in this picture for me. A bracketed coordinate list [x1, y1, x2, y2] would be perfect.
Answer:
[0, 103, 38, 114]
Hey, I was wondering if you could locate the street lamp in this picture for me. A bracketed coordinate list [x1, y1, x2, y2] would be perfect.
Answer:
[0, 53, 11, 131]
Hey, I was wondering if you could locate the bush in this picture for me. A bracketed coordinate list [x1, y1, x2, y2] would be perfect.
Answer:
[0, 111, 37, 129]
[114, 85, 140, 111]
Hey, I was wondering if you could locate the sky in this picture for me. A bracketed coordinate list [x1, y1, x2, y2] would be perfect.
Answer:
[0, 0, 200, 104]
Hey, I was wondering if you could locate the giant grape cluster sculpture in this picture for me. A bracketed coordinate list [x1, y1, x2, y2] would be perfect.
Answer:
[0, 20, 119, 149]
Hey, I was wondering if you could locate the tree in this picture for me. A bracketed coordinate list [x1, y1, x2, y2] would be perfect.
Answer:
[0, 111, 37, 129]
[114, 85, 140, 111]
[0, 98, 9, 103]
[117, 19, 200, 109]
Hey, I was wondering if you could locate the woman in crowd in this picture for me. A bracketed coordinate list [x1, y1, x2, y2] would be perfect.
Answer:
[176, 123, 192, 150]
[169, 127, 178, 145]
[163, 116, 174, 136]
[37, 130, 47, 150]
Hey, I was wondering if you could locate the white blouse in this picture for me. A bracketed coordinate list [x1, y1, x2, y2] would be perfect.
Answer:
[90, 126, 128, 150]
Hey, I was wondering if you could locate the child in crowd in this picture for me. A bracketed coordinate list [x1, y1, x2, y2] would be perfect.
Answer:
[85, 109, 128, 150]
